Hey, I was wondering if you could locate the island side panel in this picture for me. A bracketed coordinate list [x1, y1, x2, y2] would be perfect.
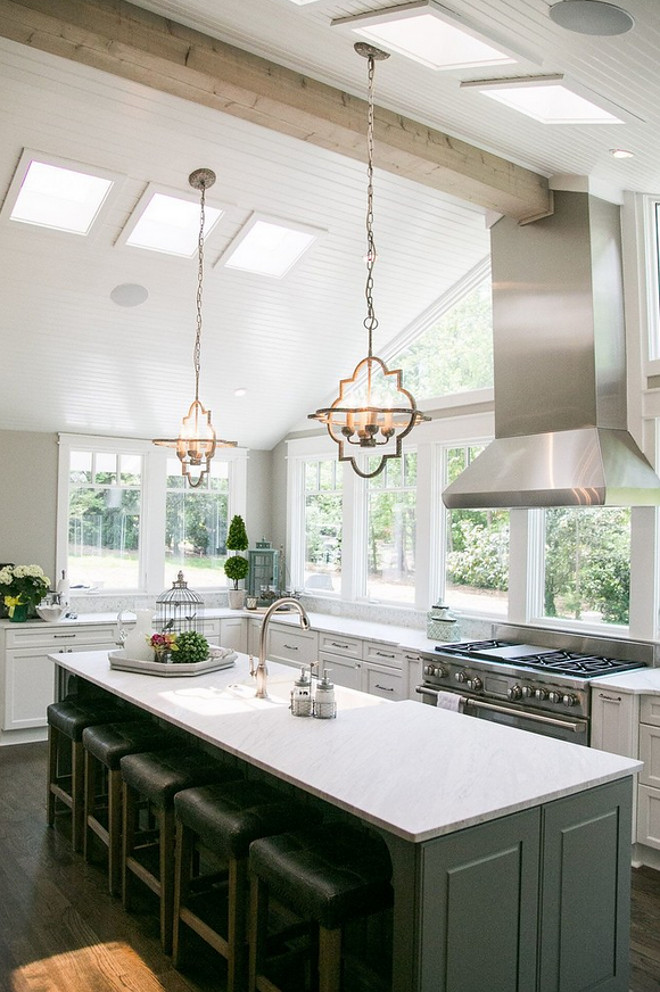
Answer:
[418, 807, 541, 992]
[539, 777, 633, 992]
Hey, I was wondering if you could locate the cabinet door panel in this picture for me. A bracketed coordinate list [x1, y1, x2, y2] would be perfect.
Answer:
[539, 779, 632, 992]
[590, 689, 636, 756]
[4, 649, 55, 729]
[362, 663, 404, 700]
[420, 808, 540, 992]
[218, 618, 247, 653]
[637, 784, 660, 848]
[318, 652, 360, 690]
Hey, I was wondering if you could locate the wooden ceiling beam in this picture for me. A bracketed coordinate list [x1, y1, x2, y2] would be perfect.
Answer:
[0, 0, 553, 223]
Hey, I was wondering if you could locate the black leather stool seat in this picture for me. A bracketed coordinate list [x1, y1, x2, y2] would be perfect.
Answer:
[249, 822, 393, 930]
[47, 697, 126, 741]
[82, 720, 176, 769]
[120, 746, 240, 954]
[174, 779, 319, 859]
[120, 746, 238, 803]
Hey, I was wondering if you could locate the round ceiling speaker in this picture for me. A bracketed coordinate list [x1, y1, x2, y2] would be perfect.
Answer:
[549, 1, 634, 35]
[110, 283, 149, 307]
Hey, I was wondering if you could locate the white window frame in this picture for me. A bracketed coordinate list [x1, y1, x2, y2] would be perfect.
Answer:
[57, 433, 247, 597]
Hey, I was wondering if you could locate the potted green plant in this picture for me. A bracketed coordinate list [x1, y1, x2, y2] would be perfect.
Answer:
[0, 564, 50, 621]
[224, 514, 249, 609]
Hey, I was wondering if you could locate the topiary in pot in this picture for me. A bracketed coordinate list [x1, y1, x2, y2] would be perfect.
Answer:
[226, 515, 248, 555]
[175, 630, 210, 664]
[224, 554, 249, 589]
[224, 515, 249, 608]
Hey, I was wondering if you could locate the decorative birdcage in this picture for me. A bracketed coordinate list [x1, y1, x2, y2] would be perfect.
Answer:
[155, 570, 204, 635]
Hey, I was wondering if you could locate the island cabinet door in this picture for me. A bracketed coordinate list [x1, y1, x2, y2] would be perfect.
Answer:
[538, 778, 633, 992]
[418, 808, 540, 992]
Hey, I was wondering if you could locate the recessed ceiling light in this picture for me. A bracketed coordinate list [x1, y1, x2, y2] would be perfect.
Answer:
[110, 283, 149, 307]
[118, 184, 223, 257]
[219, 214, 323, 278]
[461, 75, 626, 124]
[332, 1, 533, 71]
[610, 147, 634, 158]
[549, 1, 634, 36]
[234, 387, 247, 397]
[6, 156, 114, 234]
[285, 0, 319, 4]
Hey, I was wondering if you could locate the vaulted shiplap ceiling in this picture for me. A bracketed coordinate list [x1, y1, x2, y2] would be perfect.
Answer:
[1, 0, 658, 450]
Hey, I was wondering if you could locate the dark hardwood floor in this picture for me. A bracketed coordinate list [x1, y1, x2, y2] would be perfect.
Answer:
[2, 741, 660, 991]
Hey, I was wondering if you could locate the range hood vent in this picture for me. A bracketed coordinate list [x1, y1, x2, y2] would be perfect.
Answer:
[443, 191, 660, 508]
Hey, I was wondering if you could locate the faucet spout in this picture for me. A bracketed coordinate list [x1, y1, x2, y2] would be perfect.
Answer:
[256, 597, 310, 699]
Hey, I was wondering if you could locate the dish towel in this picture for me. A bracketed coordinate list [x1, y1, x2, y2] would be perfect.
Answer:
[436, 691, 465, 712]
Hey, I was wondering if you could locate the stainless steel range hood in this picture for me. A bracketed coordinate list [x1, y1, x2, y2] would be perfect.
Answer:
[443, 190, 660, 508]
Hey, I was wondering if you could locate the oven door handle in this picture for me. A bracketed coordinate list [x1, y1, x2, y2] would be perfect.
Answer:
[415, 686, 587, 734]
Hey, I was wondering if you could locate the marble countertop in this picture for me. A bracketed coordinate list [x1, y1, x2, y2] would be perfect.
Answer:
[591, 667, 660, 694]
[51, 649, 640, 844]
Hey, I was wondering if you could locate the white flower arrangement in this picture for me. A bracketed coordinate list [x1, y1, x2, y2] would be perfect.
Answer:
[0, 564, 51, 618]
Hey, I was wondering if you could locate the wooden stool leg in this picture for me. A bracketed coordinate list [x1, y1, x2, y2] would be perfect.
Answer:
[108, 768, 123, 895]
[318, 926, 342, 992]
[71, 740, 85, 852]
[228, 857, 249, 992]
[47, 725, 58, 827]
[83, 750, 96, 862]
[248, 874, 270, 992]
[172, 821, 195, 968]
[160, 806, 176, 954]
[122, 781, 137, 910]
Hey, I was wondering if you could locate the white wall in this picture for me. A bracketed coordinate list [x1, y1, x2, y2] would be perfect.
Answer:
[0, 431, 58, 582]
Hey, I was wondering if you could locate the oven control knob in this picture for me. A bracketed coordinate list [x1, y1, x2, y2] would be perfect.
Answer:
[534, 687, 548, 701]
[521, 685, 534, 699]
[562, 693, 578, 707]
[548, 691, 562, 704]
[424, 663, 448, 678]
[455, 671, 468, 684]
[466, 677, 482, 692]
[508, 684, 522, 701]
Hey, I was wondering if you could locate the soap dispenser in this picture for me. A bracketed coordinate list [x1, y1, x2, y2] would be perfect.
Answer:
[290, 667, 313, 717]
[56, 570, 70, 609]
[313, 669, 337, 720]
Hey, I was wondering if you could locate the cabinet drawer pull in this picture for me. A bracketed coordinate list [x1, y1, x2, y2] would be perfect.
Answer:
[283, 643, 299, 651]
[53, 634, 76, 639]
[375, 683, 395, 692]
[331, 641, 349, 649]
[376, 650, 395, 659]
[598, 692, 622, 702]
[403, 654, 418, 662]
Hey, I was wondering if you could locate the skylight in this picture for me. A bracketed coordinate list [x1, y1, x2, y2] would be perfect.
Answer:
[8, 157, 114, 235]
[219, 215, 322, 278]
[119, 186, 223, 257]
[461, 75, 626, 124]
[332, 1, 525, 71]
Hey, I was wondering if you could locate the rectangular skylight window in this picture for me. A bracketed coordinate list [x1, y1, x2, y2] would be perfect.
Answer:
[7, 157, 114, 234]
[461, 75, 626, 124]
[332, 1, 527, 71]
[219, 215, 323, 278]
[119, 186, 223, 257]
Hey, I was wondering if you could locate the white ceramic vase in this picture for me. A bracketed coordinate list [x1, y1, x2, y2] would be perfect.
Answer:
[123, 608, 155, 661]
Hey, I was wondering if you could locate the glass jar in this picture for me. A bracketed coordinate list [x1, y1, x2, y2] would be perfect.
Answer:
[427, 604, 460, 643]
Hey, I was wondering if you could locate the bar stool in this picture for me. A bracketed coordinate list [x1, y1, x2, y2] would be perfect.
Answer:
[248, 822, 393, 992]
[46, 695, 128, 852]
[82, 719, 176, 894]
[120, 746, 241, 953]
[173, 779, 322, 992]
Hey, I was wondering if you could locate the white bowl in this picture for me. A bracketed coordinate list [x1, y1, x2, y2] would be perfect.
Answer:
[36, 604, 67, 623]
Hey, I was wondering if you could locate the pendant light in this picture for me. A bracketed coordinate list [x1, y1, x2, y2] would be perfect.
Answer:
[153, 168, 236, 487]
[308, 44, 429, 480]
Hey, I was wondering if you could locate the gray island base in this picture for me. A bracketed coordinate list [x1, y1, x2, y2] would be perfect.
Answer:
[50, 650, 640, 992]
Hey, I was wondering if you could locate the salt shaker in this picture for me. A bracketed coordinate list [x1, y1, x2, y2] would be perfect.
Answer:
[313, 670, 337, 720]
[290, 667, 313, 717]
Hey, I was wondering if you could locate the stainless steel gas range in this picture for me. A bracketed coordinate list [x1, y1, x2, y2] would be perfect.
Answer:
[416, 625, 651, 745]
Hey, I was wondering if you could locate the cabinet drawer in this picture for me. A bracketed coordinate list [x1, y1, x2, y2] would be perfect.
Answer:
[637, 784, 660, 848]
[362, 641, 401, 668]
[269, 625, 318, 667]
[318, 651, 360, 691]
[318, 632, 362, 659]
[640, 696, 660, 727]
[362, 663, 404, 700]
[5, 623, 117, 650]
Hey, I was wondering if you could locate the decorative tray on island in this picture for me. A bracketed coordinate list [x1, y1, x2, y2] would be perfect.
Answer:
[108, 646, 237, 677]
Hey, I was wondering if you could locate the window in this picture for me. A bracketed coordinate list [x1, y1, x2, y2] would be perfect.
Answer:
[543, 507, 630, 626]
[57, 434, 247, 595]
[390, 273, 493, 400]
[67, 449, 142, 591]
[443, 445, 509, 616]
[366, 452, 417, 604]
[165, 457, 229, 588]
[303, 458, 342, 594]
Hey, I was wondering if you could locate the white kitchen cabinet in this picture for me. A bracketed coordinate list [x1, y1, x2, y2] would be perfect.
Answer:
[362, 661, 404, 700]
[362, 640, 401, 668]
[1, 622, 118, 738]
[317, 631, 362, 690]
[247, 617, 262, 659]
[590, 687, 637, 756]
[218, 617, 247, 654]
[402, 649, 424, 701]
[637, 785, 660, 848]
[268, 623, 318, 669]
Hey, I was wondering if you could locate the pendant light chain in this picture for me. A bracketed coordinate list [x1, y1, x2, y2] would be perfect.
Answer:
[364, 51, 378, 360]
[193, 181, 206, 405]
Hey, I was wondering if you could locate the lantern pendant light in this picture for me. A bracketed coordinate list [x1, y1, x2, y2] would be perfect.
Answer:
[308, 44, 429, 480]
[153, 168, 237, 487]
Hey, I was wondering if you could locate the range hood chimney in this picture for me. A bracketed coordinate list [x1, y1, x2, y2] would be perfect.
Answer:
[443, 190, 660, 508]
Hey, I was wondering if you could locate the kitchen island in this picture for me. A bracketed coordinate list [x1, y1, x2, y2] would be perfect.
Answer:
[51, 649, 641, 992]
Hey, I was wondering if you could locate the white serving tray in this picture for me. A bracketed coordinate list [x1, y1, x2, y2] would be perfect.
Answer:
[108, 647, 237, 677]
